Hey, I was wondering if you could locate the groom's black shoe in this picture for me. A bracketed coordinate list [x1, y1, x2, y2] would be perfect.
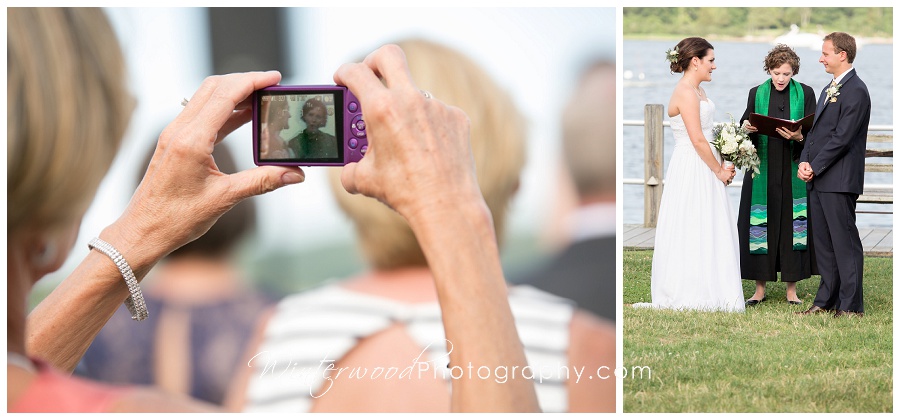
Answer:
[834, 310, 864, 318]
[796, 305, 832, 315]
[745, 296, 767, 306]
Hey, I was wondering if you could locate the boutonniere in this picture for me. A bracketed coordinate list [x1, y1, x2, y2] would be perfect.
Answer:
[825, 83, 842, 103]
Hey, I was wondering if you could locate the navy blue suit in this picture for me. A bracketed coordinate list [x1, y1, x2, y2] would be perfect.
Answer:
[800, 68, 871, 313]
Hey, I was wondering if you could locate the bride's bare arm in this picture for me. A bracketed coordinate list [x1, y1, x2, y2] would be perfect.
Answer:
[671, 85, 733, 184]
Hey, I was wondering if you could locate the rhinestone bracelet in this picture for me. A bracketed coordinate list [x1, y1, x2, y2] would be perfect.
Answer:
[87, 237, 149, 321]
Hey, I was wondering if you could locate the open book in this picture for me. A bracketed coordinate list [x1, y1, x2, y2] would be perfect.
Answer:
[748, 113, 814, 138]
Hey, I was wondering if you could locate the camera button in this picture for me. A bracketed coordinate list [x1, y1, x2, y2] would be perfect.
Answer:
[349, 138, 359, 149]
[348, 102, 359, 113]
[351, 115, 366, 138]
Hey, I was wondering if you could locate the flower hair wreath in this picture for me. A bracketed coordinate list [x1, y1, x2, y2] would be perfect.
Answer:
[665, 46, 679, 64]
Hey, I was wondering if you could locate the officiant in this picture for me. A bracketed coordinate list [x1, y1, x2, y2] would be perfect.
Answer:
[738, 44, 818, 306]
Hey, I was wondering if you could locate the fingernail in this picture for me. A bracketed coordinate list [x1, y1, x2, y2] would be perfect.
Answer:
[282, 171, 304, 185]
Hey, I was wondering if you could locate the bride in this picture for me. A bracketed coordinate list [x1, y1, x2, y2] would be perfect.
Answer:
[635, 37, 745, 312]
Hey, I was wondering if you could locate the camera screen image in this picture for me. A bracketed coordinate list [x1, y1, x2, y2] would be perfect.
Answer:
[258, 92, 342, 163]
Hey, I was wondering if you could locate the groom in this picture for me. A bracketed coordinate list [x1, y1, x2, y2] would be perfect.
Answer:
[796, 32, 871, 318]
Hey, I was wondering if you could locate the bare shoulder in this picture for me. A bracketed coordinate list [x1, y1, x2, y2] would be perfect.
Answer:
[310, 324, 449, 412]
[668, 82, 698, 117]
[566, 310, 616, 413]
[569, 310, 615, 357]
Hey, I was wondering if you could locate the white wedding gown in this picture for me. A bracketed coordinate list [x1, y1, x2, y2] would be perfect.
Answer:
[635, 98, 745, 312]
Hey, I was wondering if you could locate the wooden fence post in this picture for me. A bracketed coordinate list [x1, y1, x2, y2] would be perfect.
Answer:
[644, 104, 664, 227]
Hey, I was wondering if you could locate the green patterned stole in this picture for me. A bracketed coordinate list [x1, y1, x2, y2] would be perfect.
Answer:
[749, 79, 808, 254]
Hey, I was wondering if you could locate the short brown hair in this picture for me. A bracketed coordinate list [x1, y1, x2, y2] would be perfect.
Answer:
[764, 44, 801, 75]
[824, 32, 857, 63]
[562, 61, 615, 199]
[669, 37, 714, 73]
[8, 8, 133, 234]
[328, 39, 526, 269]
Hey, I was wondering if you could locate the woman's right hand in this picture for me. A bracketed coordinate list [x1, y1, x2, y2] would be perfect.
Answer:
[741, 119, 757, 133]
[27, 71, 307, 374]
[103, 71, 306, 269]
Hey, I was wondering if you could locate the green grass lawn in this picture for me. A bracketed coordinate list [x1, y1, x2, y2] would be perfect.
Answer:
[623, 250, 893, 412]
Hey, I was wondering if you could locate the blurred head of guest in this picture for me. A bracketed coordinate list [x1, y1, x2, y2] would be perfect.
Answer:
[328, 38, 526, 269]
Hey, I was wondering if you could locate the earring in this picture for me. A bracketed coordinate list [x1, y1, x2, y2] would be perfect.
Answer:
[33, 241, 58, 269]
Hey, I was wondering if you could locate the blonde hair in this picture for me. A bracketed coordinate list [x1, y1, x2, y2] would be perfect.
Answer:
[329, 39, 526, 269]
[8, 8, 133, 234]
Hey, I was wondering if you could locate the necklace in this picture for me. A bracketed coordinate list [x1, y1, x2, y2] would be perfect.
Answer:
[691, 84, 703, 98]
[7, 351, 36, 373]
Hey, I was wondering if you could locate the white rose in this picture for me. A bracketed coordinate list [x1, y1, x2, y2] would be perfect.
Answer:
[722, 140, 738, 155]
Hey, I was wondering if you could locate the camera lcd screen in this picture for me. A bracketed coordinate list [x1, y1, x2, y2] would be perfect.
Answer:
[257, 91, 344, 163]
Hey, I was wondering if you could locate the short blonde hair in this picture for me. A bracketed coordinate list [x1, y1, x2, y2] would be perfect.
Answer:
[329, 39, 526, 269]
[8, 8, 133, 234]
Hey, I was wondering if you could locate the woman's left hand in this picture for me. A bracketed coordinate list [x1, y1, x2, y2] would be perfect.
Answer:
[103, 71, 306, 268]
[334, 45, 480, 224]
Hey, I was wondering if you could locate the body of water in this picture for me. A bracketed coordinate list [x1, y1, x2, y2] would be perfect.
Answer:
[623, 39, 894, 227]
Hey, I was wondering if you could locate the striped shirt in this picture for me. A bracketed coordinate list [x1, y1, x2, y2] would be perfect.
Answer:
[244, 284, 575, 412]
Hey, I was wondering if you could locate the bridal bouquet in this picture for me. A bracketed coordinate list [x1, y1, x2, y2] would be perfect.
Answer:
[711, 113, 760, 178]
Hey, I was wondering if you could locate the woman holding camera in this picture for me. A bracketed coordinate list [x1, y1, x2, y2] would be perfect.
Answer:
[9, 8, 537, 412]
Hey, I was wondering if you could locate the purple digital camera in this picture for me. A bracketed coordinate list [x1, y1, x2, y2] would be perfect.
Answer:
[253, 85, 367, 166]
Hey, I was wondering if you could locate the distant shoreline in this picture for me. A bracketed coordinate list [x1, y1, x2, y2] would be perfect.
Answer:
[625, 35, 894, 45]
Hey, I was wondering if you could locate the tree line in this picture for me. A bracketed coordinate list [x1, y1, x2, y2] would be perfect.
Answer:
[624, 8, 892, 39]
